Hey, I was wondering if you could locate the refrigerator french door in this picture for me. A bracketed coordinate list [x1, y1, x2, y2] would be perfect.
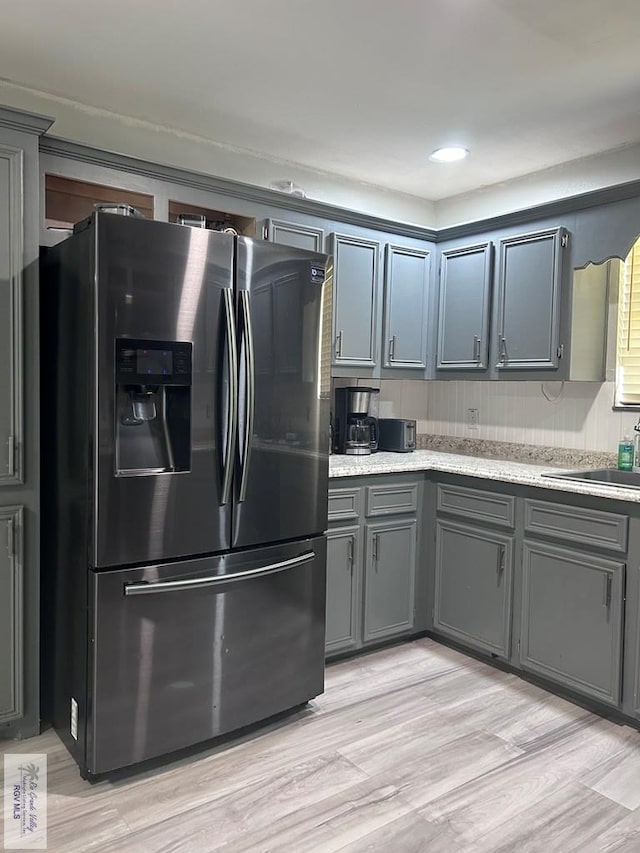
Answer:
[95, 213, 235, 566]
[234, 237, 329, 548]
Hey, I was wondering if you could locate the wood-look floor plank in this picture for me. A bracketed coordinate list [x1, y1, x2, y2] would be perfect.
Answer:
[471, 782, 630, 853]
[219, 778, 413, 853]
[420, 716, 637, 844]
[581, 802, 640, 853]
[352, 730, 523, 810]
[334, 809, 471, 853]
[104, 752, 369, 852]
[581, 738, 640, 809]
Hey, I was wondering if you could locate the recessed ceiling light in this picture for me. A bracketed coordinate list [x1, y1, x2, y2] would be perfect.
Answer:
[429, 146, 469, 163]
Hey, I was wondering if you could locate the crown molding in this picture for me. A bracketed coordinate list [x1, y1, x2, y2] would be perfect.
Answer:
[39, 135, 439, 241]
[0, 106, 54, 135]
[38, 135, 640, 243]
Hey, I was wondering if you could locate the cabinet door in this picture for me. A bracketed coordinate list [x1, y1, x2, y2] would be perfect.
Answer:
[437, 242, 493, 370]
[364, 520, 416, 642]
[382, 245, 430, 369]
[495, 227, 566, 370]
[0, 506, 23, 723]
[326, 525, 361, 655]
[331, 233, 379, 367]
[266, 218, 324, 252]
[521, 540, 624, 706]
[434, 519, 513, 658]
[0, 144, 23, 483]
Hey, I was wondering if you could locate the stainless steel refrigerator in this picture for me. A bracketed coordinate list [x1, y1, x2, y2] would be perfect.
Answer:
[41, 211, 330, 778]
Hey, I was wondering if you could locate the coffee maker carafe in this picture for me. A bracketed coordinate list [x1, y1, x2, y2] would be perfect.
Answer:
[333, 386, 379, 455]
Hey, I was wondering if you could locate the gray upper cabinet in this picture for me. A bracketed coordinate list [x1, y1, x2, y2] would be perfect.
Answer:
[0, 142, 24, 483]
[437, 242, 493, 371]
[0, 506, 23, 724]
[331, 233, 379, 367]
[382, 245, 430, 369]
[434, 518, 513, 658]
[520, 540, 624, 706]
[265, 218, 324, 252]
[495, 227, 567, 370]
[363, 519, 416, 642]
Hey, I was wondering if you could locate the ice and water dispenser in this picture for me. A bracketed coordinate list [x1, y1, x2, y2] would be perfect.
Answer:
[115, 338, 192, 476]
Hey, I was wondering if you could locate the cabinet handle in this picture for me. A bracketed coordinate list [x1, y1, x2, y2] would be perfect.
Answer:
[347, 537, 354, 572]
[372, 534, 378, 566]
[335, 330, 344, 358]
[603, 574, 612, 608]
[499, 336, 507, 364]
[7, 434, 14, 477]
[388, 335, 396, 362]
[497, 544, 505, 580]
[7, 517, 14, 559]
[473, 336, 481, 363]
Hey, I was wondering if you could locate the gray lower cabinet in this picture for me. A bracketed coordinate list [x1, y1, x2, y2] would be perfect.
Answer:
[437, 242, 493, 371]
[382, 244, 430, 369]
[363, 519, 416, 643]
[331, 233, 379, 367]
[496, 227, 567, 371]
[433, 518, 513, 658]
[520, 540, 624, 706]
[327, 476, 420, 656]
[325, 525, 361, 655]
[0, 506, 23, 724]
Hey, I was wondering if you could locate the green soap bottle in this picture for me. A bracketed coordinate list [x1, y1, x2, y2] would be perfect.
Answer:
[618, 436, 634, 471]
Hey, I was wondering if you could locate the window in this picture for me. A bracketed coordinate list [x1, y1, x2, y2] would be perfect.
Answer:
[616, 238, 640, 406]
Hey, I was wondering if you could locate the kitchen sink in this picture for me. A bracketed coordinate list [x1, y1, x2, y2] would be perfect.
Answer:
[544, 468, 640, 488]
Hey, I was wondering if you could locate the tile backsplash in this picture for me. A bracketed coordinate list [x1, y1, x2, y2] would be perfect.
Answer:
[374, 379, 640, 454]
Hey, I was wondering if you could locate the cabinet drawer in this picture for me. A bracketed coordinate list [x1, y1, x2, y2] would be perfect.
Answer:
[365, 482, 418, 517]
[328, 487, 362, 522]
[436, 483, 515, 528]
[524, 499, 628, 554]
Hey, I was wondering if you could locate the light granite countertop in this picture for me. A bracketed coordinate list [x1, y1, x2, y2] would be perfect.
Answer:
[329, 449, 640, 504]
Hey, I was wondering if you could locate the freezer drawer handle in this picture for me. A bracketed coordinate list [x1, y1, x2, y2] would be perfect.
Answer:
[123, 550, 316, 596]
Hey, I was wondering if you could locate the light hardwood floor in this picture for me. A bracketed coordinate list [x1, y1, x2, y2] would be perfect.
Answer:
[3, 638, 640, 852]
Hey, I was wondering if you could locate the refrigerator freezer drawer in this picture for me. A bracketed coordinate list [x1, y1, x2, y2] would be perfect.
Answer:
[85, 535, 326, 775]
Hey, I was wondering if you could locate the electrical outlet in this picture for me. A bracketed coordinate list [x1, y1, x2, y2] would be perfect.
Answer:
[467, 408, 479, 429]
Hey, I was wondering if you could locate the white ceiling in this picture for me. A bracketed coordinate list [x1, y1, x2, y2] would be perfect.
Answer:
[2, 0, 640, 202]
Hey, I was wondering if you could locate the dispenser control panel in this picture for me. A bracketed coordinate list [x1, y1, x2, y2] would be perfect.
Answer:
[115, 338, 192, 385]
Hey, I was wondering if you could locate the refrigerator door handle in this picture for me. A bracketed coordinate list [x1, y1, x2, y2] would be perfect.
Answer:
[221, 288, 239, 506]
[238, 289, 255, 503]
[123, 550, 316, 596]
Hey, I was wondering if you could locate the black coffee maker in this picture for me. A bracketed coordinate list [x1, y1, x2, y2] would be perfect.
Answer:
[334, 387, 379, 455]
